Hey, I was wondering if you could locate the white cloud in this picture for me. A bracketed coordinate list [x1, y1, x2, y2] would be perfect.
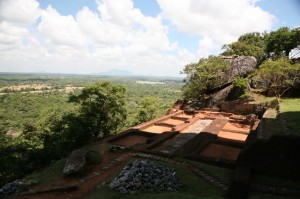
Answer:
[0, 0, 41, 24]
[0, 0, 275, 76]
[0, 22, 28, 45]
[38, 5, 86, 47]
[0, 0, 194, 76]
[157, 0, 275, 57]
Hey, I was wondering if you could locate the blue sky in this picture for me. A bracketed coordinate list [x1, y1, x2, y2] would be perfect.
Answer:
[0, 0, 299, 76]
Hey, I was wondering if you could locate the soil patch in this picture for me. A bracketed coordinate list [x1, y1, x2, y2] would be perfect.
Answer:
[18, 141, 131, 199]
[199, 143, 241, 160]
[222, 122, 251, 133]
[217, 131, 247, 142]
[162, 118, 184, 125]
[142, 125, 172, 133]
[112, 135, 149, 146]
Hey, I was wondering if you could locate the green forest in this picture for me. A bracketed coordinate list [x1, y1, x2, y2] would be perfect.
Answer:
[0, 74, 182, 186]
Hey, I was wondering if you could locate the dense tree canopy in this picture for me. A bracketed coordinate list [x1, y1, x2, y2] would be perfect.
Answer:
[265, 27, 300, 59]
[182, 56, 230, 99]
[222, 32, 266, 64]
[134, 97, 160, 125]
[68, 81, 127, 139]
[222, 27, 300, 61]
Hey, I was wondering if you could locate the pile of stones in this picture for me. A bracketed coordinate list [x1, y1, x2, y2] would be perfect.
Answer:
[0, 179, 26, 199]
[109, 159, 182, 194]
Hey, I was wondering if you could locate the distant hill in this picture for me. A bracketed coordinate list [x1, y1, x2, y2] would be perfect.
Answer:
[97, 69, 135, 76]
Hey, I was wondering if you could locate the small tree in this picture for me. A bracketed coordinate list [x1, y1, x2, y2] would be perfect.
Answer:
[134, 97, 160, 124]
[182, 56, 230, 99]
[256, 59, 300, 103]
[69, 81, 127, 138]
[230, 77, 249, 100]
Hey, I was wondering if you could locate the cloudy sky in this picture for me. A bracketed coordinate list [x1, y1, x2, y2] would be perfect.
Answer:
[0, 0, 299, 76]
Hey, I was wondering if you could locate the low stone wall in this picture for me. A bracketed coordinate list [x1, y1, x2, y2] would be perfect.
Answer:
[220, 100, 265, 117]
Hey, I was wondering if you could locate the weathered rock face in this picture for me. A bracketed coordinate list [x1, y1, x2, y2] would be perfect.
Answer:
[228, 56, 257, 82]
[225, 56, 257, 84]
[207, 85, 234, 107]
[110, 159, 182, 194]
[208, 56, 257, 93]
[63, 149, 87, 175]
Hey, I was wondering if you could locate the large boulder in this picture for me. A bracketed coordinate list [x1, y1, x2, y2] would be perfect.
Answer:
[225, 56, 257, 83]
[209, 56, 257, 93]
[63, 149, 87, 175]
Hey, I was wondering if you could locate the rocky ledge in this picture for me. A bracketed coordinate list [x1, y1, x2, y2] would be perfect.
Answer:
[109, 159, 182, 194]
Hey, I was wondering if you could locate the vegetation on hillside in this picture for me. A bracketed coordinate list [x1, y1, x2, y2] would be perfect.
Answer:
[1, 26, 300, 195]
[0, 75, 182, 186]
[184, 26, 300, 101]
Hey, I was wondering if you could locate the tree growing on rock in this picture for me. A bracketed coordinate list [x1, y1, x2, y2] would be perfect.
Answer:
[222, 32, 267, 64]
[256, 58, 300, 103]
[182, 56, 230, 99]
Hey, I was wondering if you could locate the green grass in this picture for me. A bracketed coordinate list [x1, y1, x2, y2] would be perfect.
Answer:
[177, 159, 233, 185]
[249, 173, 300, 199]
[280, 98, 300, 134]
[249, 192, 299, 199]
[86, 158, 224, 199]
[251, 174, 300, 190]
[24, 158, 65, 185]
[249, 93, 276, 105]
[86, 149, 102, 164]
[262, 108, 282, 139]
[86, 145, 102, 164]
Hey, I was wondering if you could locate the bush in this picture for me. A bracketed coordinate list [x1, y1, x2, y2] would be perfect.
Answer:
[233, 77, 248, 90]
[227, 77, 249, 100]
[86, 147, 102, 164]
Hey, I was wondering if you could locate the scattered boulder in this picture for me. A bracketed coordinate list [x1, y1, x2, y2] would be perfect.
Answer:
[184, 107, 196, 115]
[110, 159, 182, 194]
[63, 149, 87, 175]
[245, 114, 257, 125]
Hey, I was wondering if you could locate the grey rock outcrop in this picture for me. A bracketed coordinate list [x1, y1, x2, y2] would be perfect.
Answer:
[225, 56, 257, 84]
[63, 149, 87, 175]
[110, 159, 182, 194]
[204, 56, 257, 108]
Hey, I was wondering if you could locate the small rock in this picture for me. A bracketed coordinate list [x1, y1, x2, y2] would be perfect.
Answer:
[119, 187, 127, 194]
[63, 149, 87, 175]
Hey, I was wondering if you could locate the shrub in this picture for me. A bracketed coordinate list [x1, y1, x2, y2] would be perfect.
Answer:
[227, 77, 249, 100]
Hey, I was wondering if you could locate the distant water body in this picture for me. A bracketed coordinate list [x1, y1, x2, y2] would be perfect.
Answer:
[136, 81, 165, 85]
